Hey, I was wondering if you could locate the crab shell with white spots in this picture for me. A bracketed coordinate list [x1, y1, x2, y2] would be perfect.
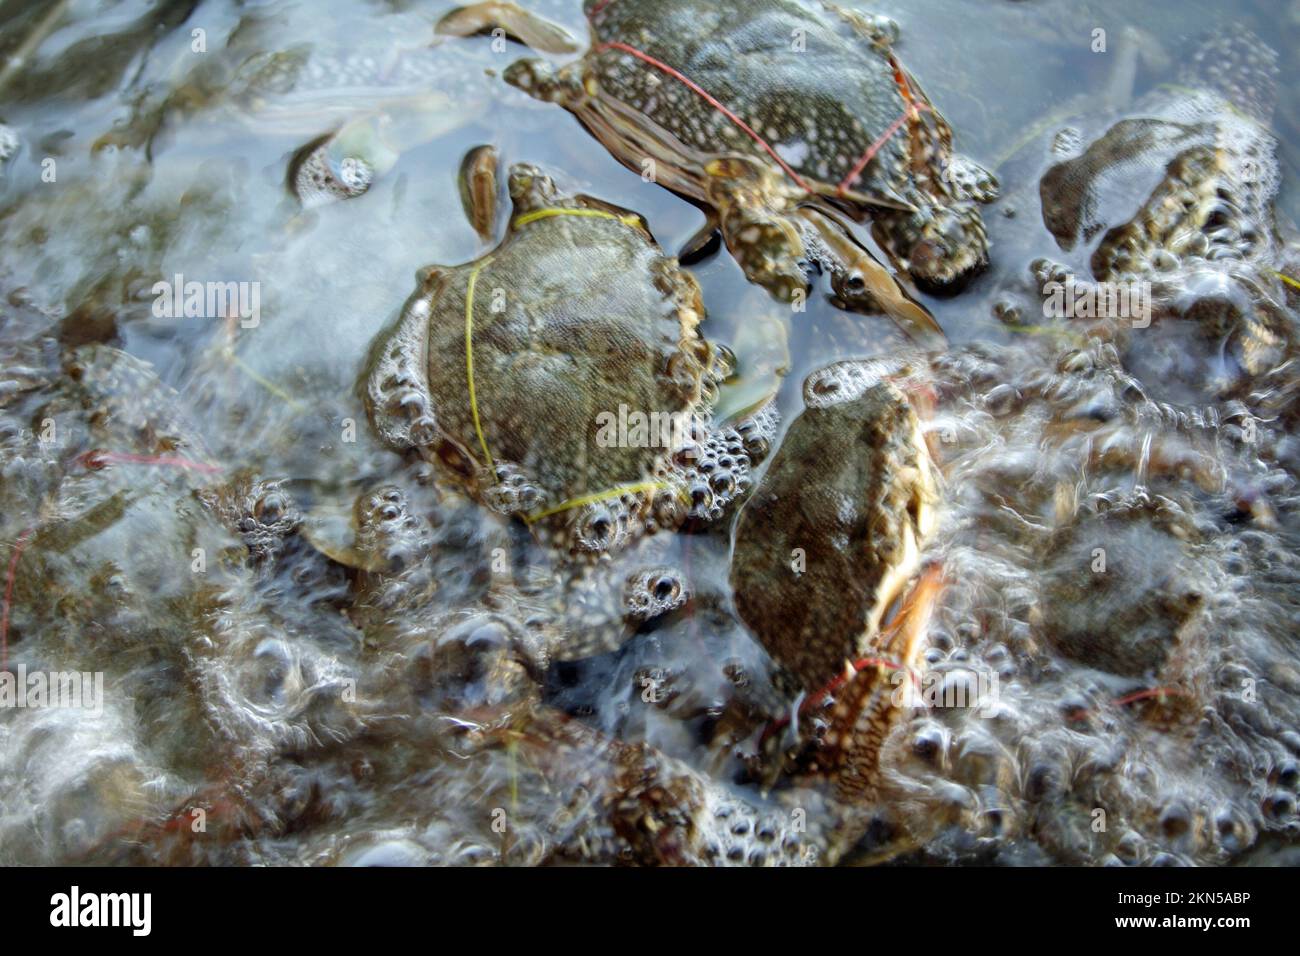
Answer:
[495, 0, 998, 293]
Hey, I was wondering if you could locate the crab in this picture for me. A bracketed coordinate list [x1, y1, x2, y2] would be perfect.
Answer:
[725, 359, 943, 795]
[1030, 26, 1295, 388]
[869, 334, 1300, 866]
[732, 361, 939, 686]
[362, 155, 774, 567]
[437, 0, 999, 340]
[1032, 487, 1209, 683]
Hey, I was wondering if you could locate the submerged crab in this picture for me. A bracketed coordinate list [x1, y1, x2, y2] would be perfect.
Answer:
[299, 476, 698, 661]
[439, 0, 998, 338]
[732, 361, 939, 687]
[1034, 27, 1294, 384]
[1035, 490, 1208, 682]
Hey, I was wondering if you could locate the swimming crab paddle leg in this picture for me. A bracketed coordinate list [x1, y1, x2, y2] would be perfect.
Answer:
[459, 144, 505, 245]
[792, 206, 947, 346]
[435, 2, 581, 55]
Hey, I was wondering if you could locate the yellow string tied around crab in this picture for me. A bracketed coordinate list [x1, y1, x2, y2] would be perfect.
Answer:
[464, 256, 496, 470]
[1273, 270, 1300, 293]
[465, 209, 641, 467]
[511, 207, 642, 229]
[524, 478, 687, 524]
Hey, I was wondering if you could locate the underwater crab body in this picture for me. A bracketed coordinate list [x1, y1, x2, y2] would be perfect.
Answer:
[363, 161, 761, 557]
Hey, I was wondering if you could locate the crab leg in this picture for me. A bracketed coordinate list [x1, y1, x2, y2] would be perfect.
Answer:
[810, 562, 944, 803]
[792, 206, 946, 347]
[435, 3, 581, 55]
[460, 144, 504, 245]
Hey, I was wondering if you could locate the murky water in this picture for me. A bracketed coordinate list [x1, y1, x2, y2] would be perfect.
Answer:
[1, 0, 1298, 865]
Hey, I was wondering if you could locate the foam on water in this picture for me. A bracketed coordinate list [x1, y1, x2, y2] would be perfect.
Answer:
[1, 0, 1298, 866]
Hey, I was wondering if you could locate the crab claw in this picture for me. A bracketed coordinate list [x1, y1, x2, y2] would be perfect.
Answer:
[878, 560, 945, 665]
[815, 561, 945, 802]
[505, 162, 563, 208]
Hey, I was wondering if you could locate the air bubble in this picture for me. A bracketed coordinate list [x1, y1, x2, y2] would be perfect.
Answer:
[803, 358, 924, 409]
[622, 566, 691, 623]
[573, 500, 632, 554]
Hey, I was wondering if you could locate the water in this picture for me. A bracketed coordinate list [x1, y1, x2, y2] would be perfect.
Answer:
[0, 0, 1298, 864]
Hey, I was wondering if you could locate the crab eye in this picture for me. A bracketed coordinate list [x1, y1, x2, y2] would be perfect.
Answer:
[845, 273, 867, 293]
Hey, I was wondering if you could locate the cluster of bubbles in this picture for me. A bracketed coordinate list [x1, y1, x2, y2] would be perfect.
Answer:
[482, 461, 546, 517]
[364, 297, 440, 452]
[561, 404, 777, 555]
[570, 491, 642, 555]
[681, 425, 756, 522]
[201, 477, 302, 564]
[292, 138, 375, 207]
[1094, 145, 1272, 283]
[621, 565, 691, 624]
[803, 356, 929, 409]
[884, 316, 1300, 863]
[351, 485, 436, 573]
